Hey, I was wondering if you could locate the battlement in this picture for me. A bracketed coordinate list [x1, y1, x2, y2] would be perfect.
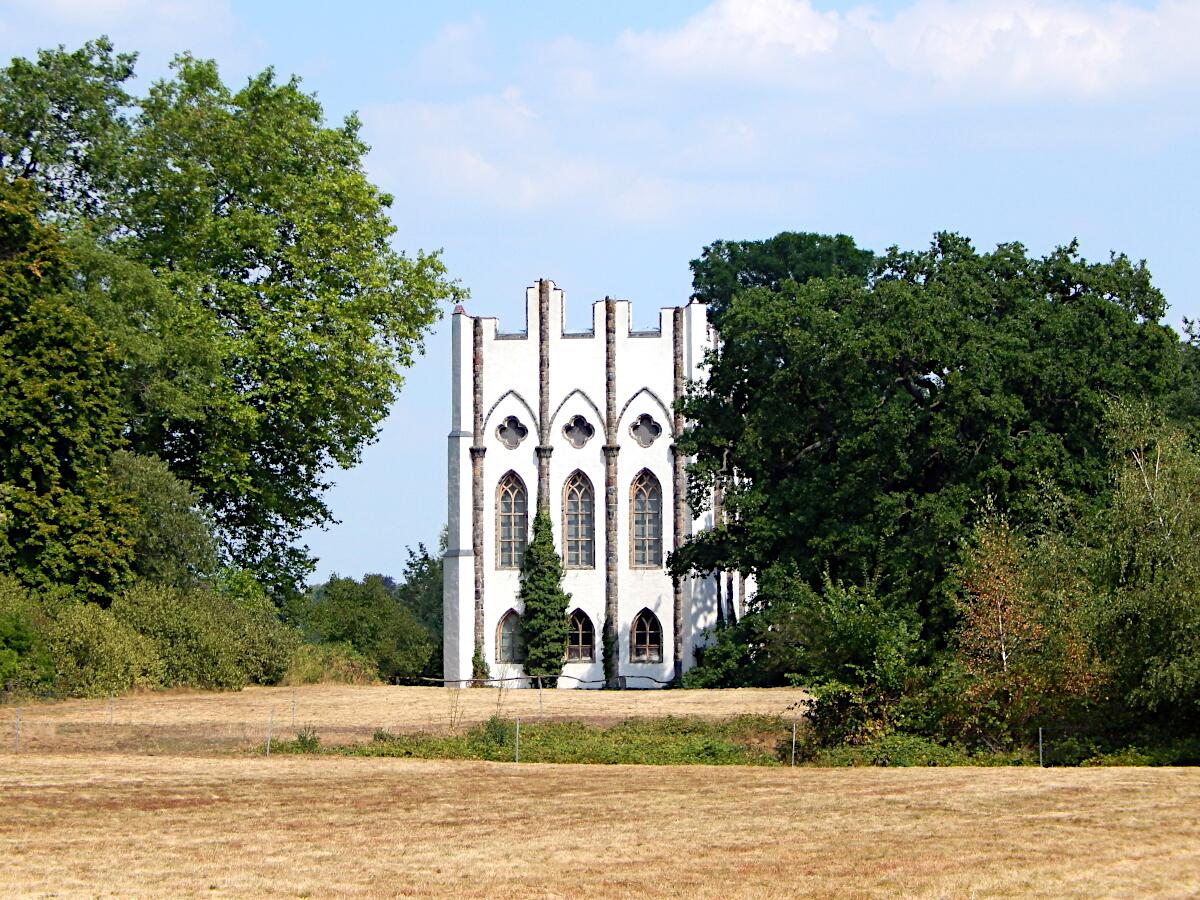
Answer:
[453, 280, 694, 341]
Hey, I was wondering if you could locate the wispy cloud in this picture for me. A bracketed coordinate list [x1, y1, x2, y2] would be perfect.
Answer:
[621, 0, 1200, 97]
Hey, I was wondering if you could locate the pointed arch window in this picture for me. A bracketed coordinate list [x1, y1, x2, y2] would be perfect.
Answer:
[566, 610, 595, 662]
[630, 469, 663, 568]
[497, 472, 528, 569]
[496, 609, 525, 664]
[562, 470, 595, 568]
[630, 609, 663, 663]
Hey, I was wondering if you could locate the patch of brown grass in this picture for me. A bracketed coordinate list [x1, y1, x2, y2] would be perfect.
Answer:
[0, 754, 1196, 897]
[0, 684, 811, 754]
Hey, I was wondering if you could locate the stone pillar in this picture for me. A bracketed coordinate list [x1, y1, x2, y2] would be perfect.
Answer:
[603, 298, 620, 686]
[536, 279, 551, 511]
[471, 317, 486, 670]
[672, 307, 686, 682]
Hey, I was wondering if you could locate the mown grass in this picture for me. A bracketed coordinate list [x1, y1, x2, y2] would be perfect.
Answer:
[272, 714, 791, 766]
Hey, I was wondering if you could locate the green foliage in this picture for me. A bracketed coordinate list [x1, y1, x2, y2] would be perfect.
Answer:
[518, 511, 570, 678]
[325, 714, 789, 766]
[677, 233, 1178, 641]
[0, 178, 135, 600]
[281, 642, 379, 686]
[1088, 403, 1200, 718]
[0, 37, 134, 220]
[108, 450, 218, 589]
[807, 733, 974, 767]
[295, 574, 432, 681]
[690, 231, 874, 325]
[685, 571, 918, 691]
[110, 582, 299, 690]
[471, 645, 490, 682]
[47, 600, 164, 697]
[1, 41, 463, 595]
[391, 537, 444, 677]
[0, 576, 54, 692]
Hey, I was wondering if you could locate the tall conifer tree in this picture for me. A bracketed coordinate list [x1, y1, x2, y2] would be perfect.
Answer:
[518, 511, 570, 678]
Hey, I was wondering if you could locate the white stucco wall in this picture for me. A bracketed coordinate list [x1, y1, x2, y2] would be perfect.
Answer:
[444, 280, 731, 687]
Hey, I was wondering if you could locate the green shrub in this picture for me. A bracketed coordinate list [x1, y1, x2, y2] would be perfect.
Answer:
[810, 733, 972, 767]
[0, 576, 54, 693]
[111, 581, 299, 690]
[802, 681, 892, 747]
[327, 715, 788, 766]
[48, 601, 164, 697]
[282, 642, 379, 685]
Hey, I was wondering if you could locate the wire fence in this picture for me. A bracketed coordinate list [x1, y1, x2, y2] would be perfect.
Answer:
[0, 682, 808, 758]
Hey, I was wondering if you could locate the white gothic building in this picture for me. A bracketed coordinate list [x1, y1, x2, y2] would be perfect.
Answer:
[443, 279, 745, 687]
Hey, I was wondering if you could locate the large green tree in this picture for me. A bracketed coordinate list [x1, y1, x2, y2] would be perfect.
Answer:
[1, 40, 462, 594]
[690, 231, 874, 324]
[0, 178, 134, 599]
[676, 233, 1180, 652]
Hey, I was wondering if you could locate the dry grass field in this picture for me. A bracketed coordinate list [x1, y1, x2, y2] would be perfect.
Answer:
[1, 753, 1197, 898]
[1, 684, 811, 753]
[2, 686, 1197, 897]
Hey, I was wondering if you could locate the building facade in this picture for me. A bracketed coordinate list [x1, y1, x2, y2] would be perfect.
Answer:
[443, 279, 742, 687]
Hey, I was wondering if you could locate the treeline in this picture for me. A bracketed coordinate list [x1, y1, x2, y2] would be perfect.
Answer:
[0, 38, 456, 696]
[677, 232, 1200, 764]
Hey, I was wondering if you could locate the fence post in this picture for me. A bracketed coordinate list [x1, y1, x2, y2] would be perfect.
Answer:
[515, 717, 520, 764]
[291, 690, 297, 729]
[791, 721, 797, 767]
[13, 707, 20, 754]
[108, 694, 114, 728]
[1038, 727, 1044, 767]
[265, 708, 274, 756]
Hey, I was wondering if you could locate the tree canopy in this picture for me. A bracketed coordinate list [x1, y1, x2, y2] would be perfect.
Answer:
[1, 38, 463, 595]
[676, 233, 1179, 633]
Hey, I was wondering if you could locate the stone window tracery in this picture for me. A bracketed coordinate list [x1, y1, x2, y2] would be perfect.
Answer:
[497, 415, 528, 450]
[496, 609, 525, 664]
[562, 414, 595, 448]
[497, 472, 528, 568]
[630, 469, 663, 567]
[565, 609, 595, 662]
[630, 609, 663, 663]
[562, 471, 595, 568]
[630, 413, 662, 448]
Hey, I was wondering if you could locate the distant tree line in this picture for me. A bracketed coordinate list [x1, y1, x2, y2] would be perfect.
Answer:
[677, 231, 1200, 763]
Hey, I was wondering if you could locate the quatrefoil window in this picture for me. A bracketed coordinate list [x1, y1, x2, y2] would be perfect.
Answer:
[630, 413, 662, 448]
[562, 415, 595, 449]
[496, 415, 528, 450]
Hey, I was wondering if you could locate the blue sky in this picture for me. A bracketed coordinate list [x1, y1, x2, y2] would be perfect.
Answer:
[2, 0, 1197, 581]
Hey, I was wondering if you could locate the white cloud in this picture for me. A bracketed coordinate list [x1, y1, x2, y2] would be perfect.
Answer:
[876, 0, 1200, 95]
[620, 0, 1200, 97]
[620, 0, 840, 77]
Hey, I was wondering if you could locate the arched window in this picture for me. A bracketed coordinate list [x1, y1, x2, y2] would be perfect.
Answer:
[630, 469, 663, 568]
[565, 609, 595, 662]
[630, 609, 663, 663]
[562, 470, 595, 568]
[496, 609, 525, 664]
[497, 472, 528, 569]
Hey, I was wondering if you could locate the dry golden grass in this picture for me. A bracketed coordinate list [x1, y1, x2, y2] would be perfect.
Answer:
[2, 684, 811, 753]
[0, 753, 1196, 898]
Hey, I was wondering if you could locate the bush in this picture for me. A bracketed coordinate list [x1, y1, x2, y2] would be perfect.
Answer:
[48, 601, 163, 697]
[111, 581, 298, 690]
[282, 643, 379, 685]
[0, 575, 54, 693]
[810, 733, 972, 767]
[293, 575, 431, 680]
